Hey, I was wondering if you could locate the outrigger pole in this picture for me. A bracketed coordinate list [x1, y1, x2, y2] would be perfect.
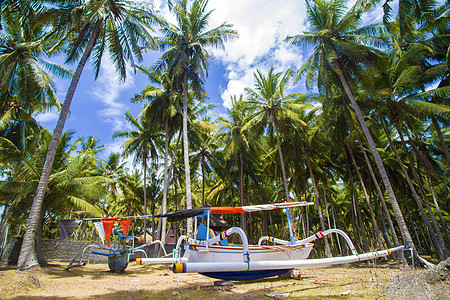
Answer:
[173, 246, 405, 274]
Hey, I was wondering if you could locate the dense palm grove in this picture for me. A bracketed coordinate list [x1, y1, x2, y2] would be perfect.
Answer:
[0, 0, 449, 270]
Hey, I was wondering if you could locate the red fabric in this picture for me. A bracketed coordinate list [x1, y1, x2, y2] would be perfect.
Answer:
[102, 218, 119, 246]
[209, 207, 244, 214]
[119, 219, 131, 236]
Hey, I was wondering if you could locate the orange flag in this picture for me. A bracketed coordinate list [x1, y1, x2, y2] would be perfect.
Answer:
[102, 218, 119, 246]
[119, 219, 132, 236]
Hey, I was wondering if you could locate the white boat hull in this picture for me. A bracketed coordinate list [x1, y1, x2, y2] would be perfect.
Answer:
[186, 243, 314, 263]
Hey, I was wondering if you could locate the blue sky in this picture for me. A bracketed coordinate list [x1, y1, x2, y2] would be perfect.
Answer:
[34, 0, 386, 165]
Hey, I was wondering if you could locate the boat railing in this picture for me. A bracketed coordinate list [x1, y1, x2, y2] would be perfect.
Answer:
[257, 236, 290, 246]
[295, 229, 358, 255]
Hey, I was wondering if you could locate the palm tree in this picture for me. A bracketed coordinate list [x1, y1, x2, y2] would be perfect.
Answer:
[134, 66, 181, 245]
[191, 116, 219, 207]
[285, 0, 415, 250]
[0, 130, 107, 264]
[217, 96, 255, 231]
[113, 110, 163, 244]
[244, 67, 309, 239]
[17, 0, 159, 270]
[154, 0, 237, 235]
[0, 7, 71, 149]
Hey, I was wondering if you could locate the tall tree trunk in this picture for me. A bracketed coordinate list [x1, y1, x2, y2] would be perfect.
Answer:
[239, 146, 246, 232]
[182, 69, 193, 236]
[157, 126, 181, 249]
[201, 159, 206, 207]
[348, 147, 384, 249]
[431, 116, 450, 166]
[335, 63, 414, 249]
[304, 150, 332, 257]
[245, 174, 253, 244]
[322, 185, 335, 254]
[344, 149, 367, 252]
[17, 21, 101, 270]
[394, 122, 447, 259]
[272, 118, 297, 241]
[158, 118, 170, 250]
[373, 189, 392, 249]
[426, 168, 450, 247]
[357, 136, 401, 247]
[143, 155, 150, 242]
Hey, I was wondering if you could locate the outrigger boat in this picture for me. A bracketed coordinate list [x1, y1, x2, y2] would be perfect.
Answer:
[137, 201, 405, 280]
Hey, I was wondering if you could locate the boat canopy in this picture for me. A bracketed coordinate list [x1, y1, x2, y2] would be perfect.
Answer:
[156, 201, 313, 222]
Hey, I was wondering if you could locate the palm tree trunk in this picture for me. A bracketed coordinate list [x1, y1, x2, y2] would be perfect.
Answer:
[335, 64, 414, 250]
[357, 136, 400, 247]
[344, 149, 367, 252]
[143, 154, 148, 242]
[393, 122, 447, 259]
[272, 118, 296, 237]
[348, 147, 384, 249]
[245, 174, 253, 244]
[426, 168, 450, 247]
[273, 119, 290, 203]
[182, 69, 193, 236]
[304, 150, 332, 257]
[239, 146, 246, 232]
[17, 21, 102, 270]
[156, 126, 181, 251]
[431, 116, 450, 166]
[159, 118, 170, 248]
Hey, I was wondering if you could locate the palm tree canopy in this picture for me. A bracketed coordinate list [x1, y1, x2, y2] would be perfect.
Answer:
[284, 0, 386, 92]
[154, 0, 237, 86]
[44, 0, 160, 80]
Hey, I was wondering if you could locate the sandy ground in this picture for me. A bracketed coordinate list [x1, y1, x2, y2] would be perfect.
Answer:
[0, 261, 418, 299]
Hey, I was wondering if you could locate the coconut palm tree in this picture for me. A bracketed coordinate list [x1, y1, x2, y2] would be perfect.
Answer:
[17, 0, 159, 270]
[113, 110, 163, 244]
[285, 0, 415, 250]
[0, 130, 107, 264]
[216, 96, 257, 231]
[154, 0, 236, 235]
[133, 66, 181, 245]
[0, 7, 71, 150]
[244, 67, 309, 236]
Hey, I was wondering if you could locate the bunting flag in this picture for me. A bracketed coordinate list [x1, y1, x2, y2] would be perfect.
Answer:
[94, 221, 106, 244]
[119, 219, 131, 236]
[59, 220, 81, 241]
[102, 218, 119, 246]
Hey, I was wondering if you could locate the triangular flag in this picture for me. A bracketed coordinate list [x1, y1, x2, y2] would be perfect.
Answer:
[94, 221, 106, 244]
[59, 220, 81, 241]
[119, 219, 132, 236]
[102, 218, 119, 246]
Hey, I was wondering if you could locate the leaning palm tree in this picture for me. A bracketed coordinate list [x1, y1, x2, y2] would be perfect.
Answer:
[284, 0, 416, 251]
[154, 0, 237, 235]
[17, 0, 159, 270]
[113, 110, 163, 244]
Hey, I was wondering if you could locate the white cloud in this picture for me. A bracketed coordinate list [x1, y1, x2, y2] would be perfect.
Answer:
[90, 58, 135, 128]
[207, 0, 308, 108]
[34, 109, 59, 124]
[152, 0, 308, 109]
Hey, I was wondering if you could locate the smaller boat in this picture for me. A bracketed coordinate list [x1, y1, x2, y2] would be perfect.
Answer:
[138, 202, 404, 280]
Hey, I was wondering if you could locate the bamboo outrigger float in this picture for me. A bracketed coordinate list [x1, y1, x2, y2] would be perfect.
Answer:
[137, 201, 405, 280]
